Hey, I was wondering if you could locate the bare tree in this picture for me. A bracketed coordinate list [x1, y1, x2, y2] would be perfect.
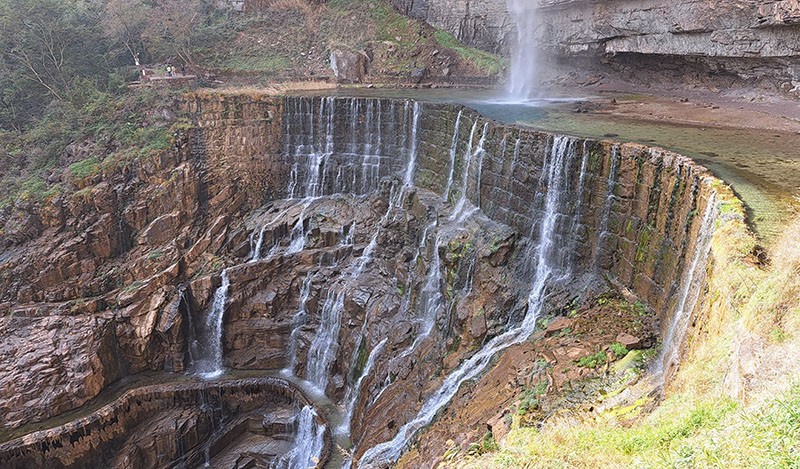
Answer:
[102, 0, 152, 75]
[143, 0, 206, 66]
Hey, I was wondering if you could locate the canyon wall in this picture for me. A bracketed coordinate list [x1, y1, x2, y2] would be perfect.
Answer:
[184, 95, 717, 464]
[390, 0, 515, 54]
[0, 93, 287, 431]
[0, 93, 724, 467]
[392, 0, 800, 95]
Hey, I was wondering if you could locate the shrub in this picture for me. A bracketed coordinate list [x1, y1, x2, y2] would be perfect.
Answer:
[577, 351, 608, 368]
[610, 342, 629, 358]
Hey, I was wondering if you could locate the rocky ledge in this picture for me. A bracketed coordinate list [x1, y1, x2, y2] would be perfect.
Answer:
[0, 377, 330, 469]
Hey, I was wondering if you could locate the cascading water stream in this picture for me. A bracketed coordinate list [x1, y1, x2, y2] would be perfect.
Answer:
[272, 406, 326, 469]
[449, 120, 479, 220]
[443, 110, 463, 201]
[192, 269, 230, 379]
[592, 145, 621, 268]
[403, 102, 422, 188]
[286, 201, 312, 255]
[284, 273, 314, 375]
[655, 191, 718, 379]
[295, 99, 421, 397]
[340, 338, 388, 435]
[359, 135, 582, 468]
[510, 137, 521, 175]
[250, 207, 292, 262]
[457, 122, 489, 223]
[305, 289, 346, 392]
[506, 0, 540, 100]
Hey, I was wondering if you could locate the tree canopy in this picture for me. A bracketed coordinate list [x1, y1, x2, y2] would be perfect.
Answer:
[0, 0, 217, 132]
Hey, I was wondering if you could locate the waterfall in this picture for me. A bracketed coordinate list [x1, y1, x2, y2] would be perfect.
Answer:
[403, 102, 422, 187]
[180, 289, 197, 368]
[359, 135, 582, 468]
[192, 269, 230, 379]
[592, 145, 621, 268]
[272, 406, 326, 469]
[341, 221, 356, 246]
[284, 273, 314, 375]
[249, 224, 268, 261]
[506, 0, 540, 100]
[452, 122, 489, 223]
[305, 289, 346, 392]
[443, 110, 463, 201]
[286, 202, 311, 255]
[560, 142, 591, 276]
[655, 191, 718, 379]
[509, 137, 521, 176]
[449, 120, 479, 220]
[414, 234, 445, 344]
[286, 96, 400, 198]
[341, 338, 388, 434]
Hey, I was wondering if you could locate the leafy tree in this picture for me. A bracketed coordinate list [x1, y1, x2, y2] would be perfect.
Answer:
[0, 0, 108, 131]
[0, 0, 104, 101]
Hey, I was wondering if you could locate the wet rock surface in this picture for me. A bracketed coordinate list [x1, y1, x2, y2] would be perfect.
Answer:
[0, 93, 722, 467]
[0, 377, 330, 469]
[397, 293, 659, 467]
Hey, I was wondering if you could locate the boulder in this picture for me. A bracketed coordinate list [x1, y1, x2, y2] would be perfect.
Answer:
[545, 317, 572, 337]
[615, 332, 645, 350]
[330, 49, 368, 83]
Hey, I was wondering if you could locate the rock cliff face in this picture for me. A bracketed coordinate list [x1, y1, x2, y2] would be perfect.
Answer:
[0, 92, 727, 467]
[392, 0, 800, 95]
[0, 377, 329, 469]
[390, 0, 516, 54]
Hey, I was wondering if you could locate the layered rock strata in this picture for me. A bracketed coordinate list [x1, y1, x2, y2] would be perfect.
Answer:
[0, 377, 330, 469]
[0, 93, 726, 467]
[390, 0, 800, 95]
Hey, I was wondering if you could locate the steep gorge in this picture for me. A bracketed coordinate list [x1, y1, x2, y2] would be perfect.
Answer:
[0, 92, 731, 467]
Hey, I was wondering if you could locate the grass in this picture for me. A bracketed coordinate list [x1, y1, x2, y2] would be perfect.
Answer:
[433, 29, 506, 75]
[517, 380, 548, 416]
[610, 342, 629, 358]
[1, 87, 181, 208]
[577, 351, 608, 368]
[214, 54, 292, 74]
[68, 157, 101, 182]
[462, 191, 800, 468]
[450, 183, 798, 467]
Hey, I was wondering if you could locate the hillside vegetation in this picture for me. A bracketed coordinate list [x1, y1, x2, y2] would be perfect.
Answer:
[0, 0, 503, 213]
[463, 203, 800, 468]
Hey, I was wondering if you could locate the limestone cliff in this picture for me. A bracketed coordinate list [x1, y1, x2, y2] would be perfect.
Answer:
[392, 0, 800, 95]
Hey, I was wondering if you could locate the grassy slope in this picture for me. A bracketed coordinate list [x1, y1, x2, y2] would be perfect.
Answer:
[197, 0, 505, 82]
[464, 189, 800, 467]
[0, 88, 183, 209]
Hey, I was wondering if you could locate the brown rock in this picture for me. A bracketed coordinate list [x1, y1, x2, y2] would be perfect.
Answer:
[615, 332, 645, 350]
[545, 317, 572, 337]
[330, 49, 369, 83]
[487, 409, 511, 443]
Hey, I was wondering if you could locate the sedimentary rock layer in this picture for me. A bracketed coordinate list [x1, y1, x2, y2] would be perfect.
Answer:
[391, 0, 800, 94]
[0, 377, 330, 469]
